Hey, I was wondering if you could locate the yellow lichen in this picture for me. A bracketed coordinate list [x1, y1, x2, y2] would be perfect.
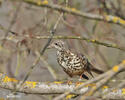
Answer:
[86, 83, 96, 87]
[102, 85, 108, 91]
[105, 15, 125, 25]
[93, 86, 96, 89]
[10, 78, 18, 82]
[54, 81, 63, 84]
[0, 45, 3, 50]
[8, 35, 15, 40]
[25, 81, 37, 88]
[75, 82, 83, 86]
[66, 94, 76, 99]
[71, 8, 77, 12]
[3, 76, 8, 83]
[3, 76, 18, 83]
[105, 16, 111, 21]
[122, 60, 125, 64]
[42, 0, 48, 5]
[37, 1, 42, 5]
[112, 65, 119, 72]
[91, 39, 96, 42]
[105, 15, 118, 22]
[112, 17, 119, 23]
[67, 81, 72, 85]
[122, 88, 125, 94]
[103, 85, 108, 89]
[119, 19, 125, 24]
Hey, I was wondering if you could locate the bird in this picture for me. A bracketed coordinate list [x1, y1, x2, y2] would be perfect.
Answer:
[48, 40, 104, 80]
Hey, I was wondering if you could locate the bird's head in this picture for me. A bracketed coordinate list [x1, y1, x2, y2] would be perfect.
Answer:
[48, 40, 65, 51]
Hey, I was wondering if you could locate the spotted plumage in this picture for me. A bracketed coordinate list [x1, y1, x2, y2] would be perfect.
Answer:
[48, 40, 104, 79]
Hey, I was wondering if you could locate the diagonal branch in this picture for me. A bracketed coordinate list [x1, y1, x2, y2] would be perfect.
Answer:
[16, 13, 63, 91]
[53, 60, 125, 100]
[21, 0, 125, 27]
[1, 0, 22, 46]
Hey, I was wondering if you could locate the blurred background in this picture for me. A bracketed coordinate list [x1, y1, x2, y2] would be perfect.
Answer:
[0, 0, 125, 99]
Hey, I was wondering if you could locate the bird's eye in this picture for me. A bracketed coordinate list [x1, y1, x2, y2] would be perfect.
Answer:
[55, 43, 58, 45]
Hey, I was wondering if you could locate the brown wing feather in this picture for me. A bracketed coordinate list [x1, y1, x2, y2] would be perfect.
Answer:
[78, 53, 104, 77]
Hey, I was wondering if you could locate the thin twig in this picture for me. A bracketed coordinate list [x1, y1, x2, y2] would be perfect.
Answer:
[1, 0, 22, 46]
[0, 24, 125, 52]
[15, 13, 63, 91]
[26, 35, 125, 52]
[22, 0, 125, 27]
[35, 51, 59, 80]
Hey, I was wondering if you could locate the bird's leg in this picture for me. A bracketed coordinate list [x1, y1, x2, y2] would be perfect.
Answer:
[67, 80, 73, 85]
[76, 74, 89, 85]
[79, 75, 83, 81]
[75, 75, 85, 85]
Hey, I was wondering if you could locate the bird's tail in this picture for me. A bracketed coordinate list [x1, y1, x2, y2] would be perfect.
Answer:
[91, 67, 104, 74]
[86, 63, 104, 78]
[89, 63, 104, 74]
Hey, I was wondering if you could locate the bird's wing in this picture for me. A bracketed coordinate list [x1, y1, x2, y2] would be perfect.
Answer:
[78, 53, 94, 77]
[78, 53, 104, 74]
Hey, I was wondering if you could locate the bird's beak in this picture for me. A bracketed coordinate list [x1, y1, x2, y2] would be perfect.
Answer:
[47, 45, 52, 49]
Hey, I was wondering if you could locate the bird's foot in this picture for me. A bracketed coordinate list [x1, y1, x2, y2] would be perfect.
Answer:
[79, 75, 83, 81]
[67, 80, 73, 85]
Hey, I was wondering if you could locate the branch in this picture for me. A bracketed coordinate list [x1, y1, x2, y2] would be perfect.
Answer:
[21, 0, 125, 27]
[29, 35, 125, 52]
[35, 51, 59, 80]
[3, 34, 124, 52]
[54, 60, 125, 100]
[13, 12, 63, 93]
[0, 22, 125, 52]
[1, 0, 22, 46]
[0, 72, 125, 99]
[0, 73, 86, 95]
[1, 23, 124, 52]
[82, 60, 125, 98]
[0, 60, 124, 100]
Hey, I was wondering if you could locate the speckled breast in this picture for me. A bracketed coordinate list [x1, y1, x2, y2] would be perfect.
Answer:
[57, 50, 85, 76]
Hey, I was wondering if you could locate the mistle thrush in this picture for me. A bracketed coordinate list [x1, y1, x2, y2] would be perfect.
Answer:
[48, 40, 104, 80]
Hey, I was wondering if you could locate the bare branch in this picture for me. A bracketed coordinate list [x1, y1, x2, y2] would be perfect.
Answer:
[1, 34, 124, 52]
[0, 70, 124, 100]
[53, 60, 125, 100]
[16, 13, 63, 91]
[21, 0, 125, 27]
[1, 0, 22, 46]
